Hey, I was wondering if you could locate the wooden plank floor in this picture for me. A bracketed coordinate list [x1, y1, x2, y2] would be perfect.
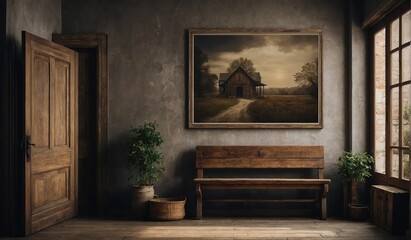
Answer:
[8, 217, 408, 240]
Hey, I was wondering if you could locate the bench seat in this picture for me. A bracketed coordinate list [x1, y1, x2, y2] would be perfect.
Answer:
[194, 178, 331, 185]
[194, 146, 331, 220]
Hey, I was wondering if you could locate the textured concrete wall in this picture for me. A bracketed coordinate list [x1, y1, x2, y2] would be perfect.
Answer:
[4, 0, 61, 235]
[7, 0, 60, 42]
[349, 0, 367, 153]
[62, 0, 348, 216]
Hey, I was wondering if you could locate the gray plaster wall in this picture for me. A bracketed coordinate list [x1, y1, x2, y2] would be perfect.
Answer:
[62, 0, 348, 216]
[349, 0, 368, 153]
[3, 0, 61, 235]
[7, 0, 60, 43]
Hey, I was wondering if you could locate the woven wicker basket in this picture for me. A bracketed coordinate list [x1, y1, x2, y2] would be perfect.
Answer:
[148, 197, 186, 221]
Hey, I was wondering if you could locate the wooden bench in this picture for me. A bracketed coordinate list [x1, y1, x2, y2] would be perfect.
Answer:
[194, 146, 331, 220]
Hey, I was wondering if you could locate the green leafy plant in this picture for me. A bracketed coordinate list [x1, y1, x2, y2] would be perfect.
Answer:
[337, 151, 374, 183]
[403, 104, 411, 121]
[126, 122, 165, 186]
[403, 105, 411, 147]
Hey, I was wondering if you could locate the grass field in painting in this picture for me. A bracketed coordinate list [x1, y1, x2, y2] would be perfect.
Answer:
[194, 96, 239, 122]
[247, 95, 318, 123]
[194, 95, 318, 123]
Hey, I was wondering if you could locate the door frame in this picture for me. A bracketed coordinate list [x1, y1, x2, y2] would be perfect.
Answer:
[52, 34, 108, 215]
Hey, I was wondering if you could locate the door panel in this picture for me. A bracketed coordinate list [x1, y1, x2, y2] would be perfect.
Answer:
[31, 54, 50, 148]
[24, 32, 78, 235]
[32, 168, 69, 212]
[54, 60, 69, 147]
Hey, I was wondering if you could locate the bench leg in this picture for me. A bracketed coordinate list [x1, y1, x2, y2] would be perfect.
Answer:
[196, 184, 202, 220]
[320, 185, 329, 220]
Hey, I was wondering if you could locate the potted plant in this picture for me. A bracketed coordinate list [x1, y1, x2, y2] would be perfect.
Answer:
[126, 122, 164, 219]
[337, 151, 374, 220]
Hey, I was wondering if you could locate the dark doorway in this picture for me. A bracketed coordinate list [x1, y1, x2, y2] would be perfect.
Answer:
[53, 34, 108, 216]
[0, 0, 6, 234]
[236, 86, 243, 98]
[77, 48, 98, 215]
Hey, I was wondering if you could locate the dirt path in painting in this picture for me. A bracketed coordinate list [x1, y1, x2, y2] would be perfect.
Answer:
[207, 99, 255, 122]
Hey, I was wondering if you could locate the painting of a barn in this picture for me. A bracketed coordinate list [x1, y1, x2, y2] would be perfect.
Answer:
[219, 67, 266, 98]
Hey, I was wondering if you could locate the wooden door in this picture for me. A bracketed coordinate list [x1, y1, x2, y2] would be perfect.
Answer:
[236, 86, 243, 98]
[24, 32, 78, 235]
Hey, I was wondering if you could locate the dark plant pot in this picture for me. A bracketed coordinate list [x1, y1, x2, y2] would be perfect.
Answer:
[348, 204, 368, 221]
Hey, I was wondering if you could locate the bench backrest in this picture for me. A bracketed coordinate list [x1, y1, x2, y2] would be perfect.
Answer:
[196, 146, 325, 178]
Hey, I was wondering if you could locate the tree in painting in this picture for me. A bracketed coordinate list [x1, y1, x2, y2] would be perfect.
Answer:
[294, 61, 318, 98]
[194, 47, 218, 95]
[226, 57, 256, 74]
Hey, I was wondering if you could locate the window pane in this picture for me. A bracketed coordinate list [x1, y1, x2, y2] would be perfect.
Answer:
[374, 28, 386, 174]
[391, 51, 400, 85]
[402, 84, 410, 147]
[392, 87, 400, 146]
[391, 18, 400, 49]
[402, 11, 411, 44]
[392, 148, 400, 178]
[402, 46, 411, 81]
[403, 149, 410, 180]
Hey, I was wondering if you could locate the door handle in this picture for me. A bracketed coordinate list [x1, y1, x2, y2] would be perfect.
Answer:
[26, 135, 35, 162]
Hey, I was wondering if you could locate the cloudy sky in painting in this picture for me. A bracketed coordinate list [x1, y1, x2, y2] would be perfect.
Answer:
[194, 34, 318, 88]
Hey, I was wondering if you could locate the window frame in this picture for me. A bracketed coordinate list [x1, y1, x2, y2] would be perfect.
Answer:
[371, 1, 411, 190]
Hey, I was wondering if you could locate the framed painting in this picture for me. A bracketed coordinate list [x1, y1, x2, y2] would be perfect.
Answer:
[188, 29, 323, 129]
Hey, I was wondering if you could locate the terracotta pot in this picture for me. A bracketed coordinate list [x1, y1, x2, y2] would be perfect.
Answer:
[131, 185, 155, 219]
[348, 204, 368, 221]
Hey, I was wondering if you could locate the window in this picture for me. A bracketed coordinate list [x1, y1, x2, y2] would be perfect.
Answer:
[372, 2, 410, 190]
